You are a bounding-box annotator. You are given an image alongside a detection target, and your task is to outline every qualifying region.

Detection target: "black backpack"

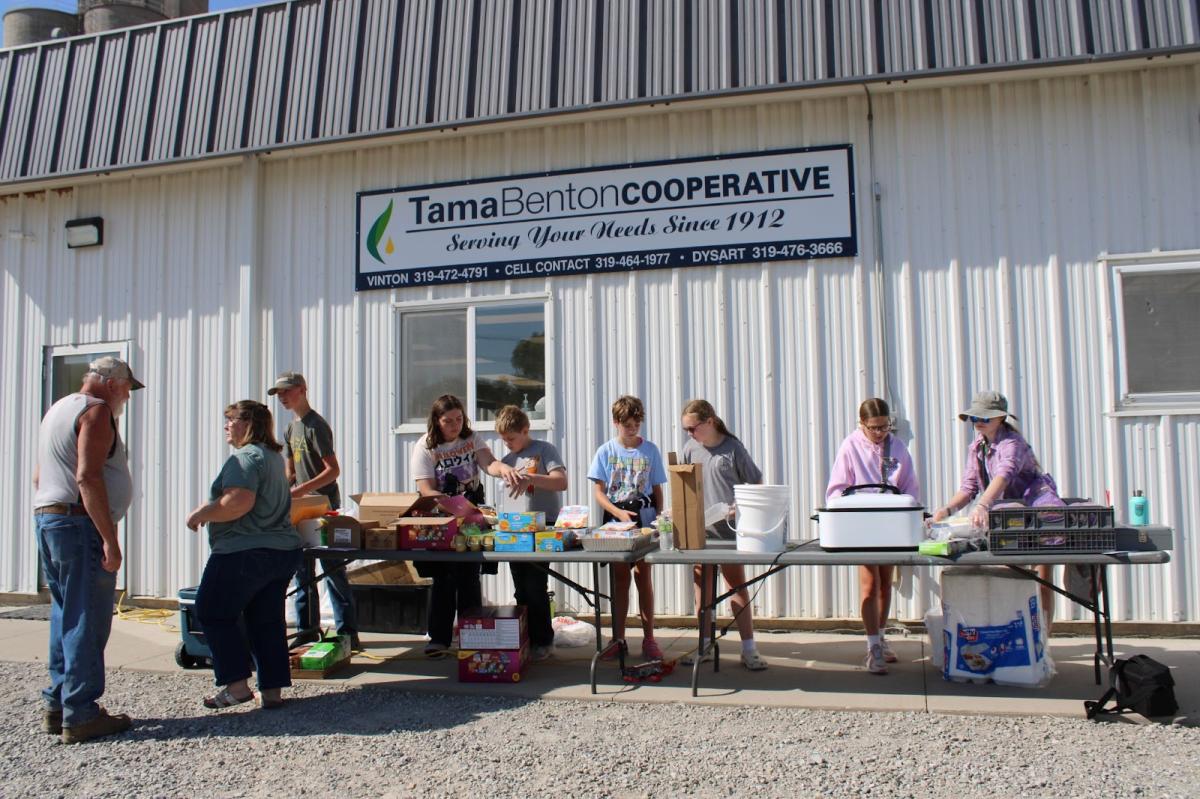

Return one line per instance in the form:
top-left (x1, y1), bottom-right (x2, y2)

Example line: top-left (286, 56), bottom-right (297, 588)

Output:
top-left (1085, 655), bottom-right (1178, 720)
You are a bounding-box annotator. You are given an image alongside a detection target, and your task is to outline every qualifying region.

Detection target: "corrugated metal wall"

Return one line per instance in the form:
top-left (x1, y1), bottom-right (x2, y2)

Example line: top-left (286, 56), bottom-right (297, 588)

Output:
top-left (3, 0), bottom-right (1200, 186)
top-left (1, 62), bottom-right (1196, 624)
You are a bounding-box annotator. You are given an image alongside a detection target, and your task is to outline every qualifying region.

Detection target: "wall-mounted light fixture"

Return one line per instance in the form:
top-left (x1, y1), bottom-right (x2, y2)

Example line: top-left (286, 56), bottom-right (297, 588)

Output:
top-left (65, 217), bottom-right (103, 249)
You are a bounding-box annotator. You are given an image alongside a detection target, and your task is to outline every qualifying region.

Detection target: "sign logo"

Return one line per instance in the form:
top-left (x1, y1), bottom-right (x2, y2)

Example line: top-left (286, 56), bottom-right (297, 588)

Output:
top-left (365, 199), bottom-right (394, 263)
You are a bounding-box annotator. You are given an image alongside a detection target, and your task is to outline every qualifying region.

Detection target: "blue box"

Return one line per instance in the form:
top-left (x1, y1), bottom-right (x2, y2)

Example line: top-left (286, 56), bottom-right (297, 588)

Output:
top-left (498, 511), bottom-right (545, 532)
top-left (535, 530), bottom-right (566, 552)
top-left (492, 531), bottom-right (535, 552)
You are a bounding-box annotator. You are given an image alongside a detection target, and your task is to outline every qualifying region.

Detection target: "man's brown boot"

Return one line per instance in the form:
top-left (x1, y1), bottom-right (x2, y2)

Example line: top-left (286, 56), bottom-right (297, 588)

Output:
top-left (42, 709), bottom-right (63, 734)
top-left (61, 708), bottom-right (132, 744)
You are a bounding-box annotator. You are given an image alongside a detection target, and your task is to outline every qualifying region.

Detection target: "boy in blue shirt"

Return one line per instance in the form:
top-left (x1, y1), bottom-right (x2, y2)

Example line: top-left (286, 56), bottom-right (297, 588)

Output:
top-left (587, 395), bottom-right (667, 660)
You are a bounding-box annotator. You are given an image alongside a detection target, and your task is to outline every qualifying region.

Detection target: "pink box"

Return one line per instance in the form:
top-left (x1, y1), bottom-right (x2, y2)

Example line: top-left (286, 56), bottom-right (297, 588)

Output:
top-left (457, 643), bottom-right (529, 683)
top-left (458, 606), bottom-right (528, 649)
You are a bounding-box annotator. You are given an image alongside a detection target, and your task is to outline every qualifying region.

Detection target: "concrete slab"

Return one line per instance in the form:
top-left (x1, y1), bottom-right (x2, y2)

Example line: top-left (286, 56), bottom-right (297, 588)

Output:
top-left (2, 611), bottom-right (1195, 720)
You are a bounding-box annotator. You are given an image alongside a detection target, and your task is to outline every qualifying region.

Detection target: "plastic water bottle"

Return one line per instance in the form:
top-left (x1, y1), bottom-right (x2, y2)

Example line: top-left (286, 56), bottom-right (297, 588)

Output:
top-left (1129, 490), bottom-right (1149, 526)
top-left (657, 512), bottom-right (675, 550)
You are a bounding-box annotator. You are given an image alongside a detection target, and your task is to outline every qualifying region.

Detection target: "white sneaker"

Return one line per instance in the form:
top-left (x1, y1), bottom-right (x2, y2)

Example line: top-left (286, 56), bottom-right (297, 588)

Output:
top-left (864, 643), bottom-right (888, 675)
top-left (680, 648), bottom-right (714, 666)
top-left (880, 638), bottom-right (898, 663)
top-left (740, 649), bottom-right (768, 671)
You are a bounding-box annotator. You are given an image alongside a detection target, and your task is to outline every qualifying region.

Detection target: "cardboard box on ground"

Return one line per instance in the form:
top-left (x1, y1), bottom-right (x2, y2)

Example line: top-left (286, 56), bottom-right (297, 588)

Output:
top-left (458, 606), bottom-right (530, 683)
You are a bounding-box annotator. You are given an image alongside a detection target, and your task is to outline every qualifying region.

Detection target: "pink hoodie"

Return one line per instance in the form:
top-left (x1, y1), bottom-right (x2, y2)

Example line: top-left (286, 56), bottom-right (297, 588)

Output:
top-left (826, 429), bottom-right (920, 502)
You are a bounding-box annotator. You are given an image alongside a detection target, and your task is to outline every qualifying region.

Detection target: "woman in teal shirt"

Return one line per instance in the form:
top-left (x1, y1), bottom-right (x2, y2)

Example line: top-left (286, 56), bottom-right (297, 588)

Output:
top-left (187, 400), bottom-right (302, 710)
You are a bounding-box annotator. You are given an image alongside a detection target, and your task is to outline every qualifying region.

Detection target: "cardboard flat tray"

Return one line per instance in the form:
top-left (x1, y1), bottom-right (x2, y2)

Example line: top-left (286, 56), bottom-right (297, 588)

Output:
top-left (290, 654), bottom-right (350, 680)
top-left (580, 532), bottom-right (653, 551)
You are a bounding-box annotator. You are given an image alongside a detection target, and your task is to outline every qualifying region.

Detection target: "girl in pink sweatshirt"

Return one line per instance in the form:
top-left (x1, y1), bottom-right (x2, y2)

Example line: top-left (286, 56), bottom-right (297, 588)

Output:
top-left (826, 398), bottom-right (920, 675)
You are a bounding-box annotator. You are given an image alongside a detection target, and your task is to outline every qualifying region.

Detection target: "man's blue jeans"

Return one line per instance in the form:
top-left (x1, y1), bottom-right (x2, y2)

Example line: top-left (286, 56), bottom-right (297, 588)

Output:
top-left (196, 548), bottom-right (302, 691)
top-left (292, 557), bottom-right (358, 635)
top-left (36, 512), bottom-right (117, 727)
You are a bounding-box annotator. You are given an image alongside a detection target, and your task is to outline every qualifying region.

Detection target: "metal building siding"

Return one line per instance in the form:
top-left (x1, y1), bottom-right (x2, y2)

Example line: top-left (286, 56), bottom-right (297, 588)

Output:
top-left (1, 65), bottom-right (1197, 623)
top-left (5, 0), bottom-right (1200, 186)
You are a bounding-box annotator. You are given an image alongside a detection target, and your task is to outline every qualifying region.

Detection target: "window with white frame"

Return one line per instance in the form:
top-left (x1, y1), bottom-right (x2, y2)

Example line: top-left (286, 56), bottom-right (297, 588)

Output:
top-left (1112, 255), bottom-right (1200, 409)
top-left (399, 300), bottom-right (549, 426)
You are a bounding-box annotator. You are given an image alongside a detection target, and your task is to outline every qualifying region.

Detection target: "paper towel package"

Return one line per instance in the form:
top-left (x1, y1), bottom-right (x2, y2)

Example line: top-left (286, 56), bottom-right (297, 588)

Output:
top-left (940, 566), bottom-right (1054, 687)
top-left (924, 610), bottom-right (945, 670)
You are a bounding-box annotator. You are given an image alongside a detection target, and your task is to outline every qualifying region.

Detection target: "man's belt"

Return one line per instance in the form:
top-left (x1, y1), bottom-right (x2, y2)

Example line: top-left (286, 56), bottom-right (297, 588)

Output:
top-left (35, 503), bottom-right (90, 517)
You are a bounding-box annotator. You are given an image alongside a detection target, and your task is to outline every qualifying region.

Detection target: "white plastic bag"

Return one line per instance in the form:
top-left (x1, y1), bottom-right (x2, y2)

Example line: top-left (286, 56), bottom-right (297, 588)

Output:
top-left (551, 616), bottom-right (597, 648)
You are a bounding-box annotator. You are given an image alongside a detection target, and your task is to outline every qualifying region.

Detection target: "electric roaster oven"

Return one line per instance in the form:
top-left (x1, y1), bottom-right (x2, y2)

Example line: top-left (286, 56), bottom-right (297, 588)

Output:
top-left (816, 483), bottom-right (926, 550)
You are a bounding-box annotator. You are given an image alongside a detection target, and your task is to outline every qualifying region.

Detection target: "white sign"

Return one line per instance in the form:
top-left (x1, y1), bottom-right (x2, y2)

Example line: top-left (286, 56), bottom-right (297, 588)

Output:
top-left (356, 145), bottom-right (856, 290)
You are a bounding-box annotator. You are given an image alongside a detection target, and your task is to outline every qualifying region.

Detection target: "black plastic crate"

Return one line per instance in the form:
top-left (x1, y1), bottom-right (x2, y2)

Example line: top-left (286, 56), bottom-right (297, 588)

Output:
top-left (350, 584), bottom-right (431, 635)
top-left (987, 504), bottom-right (1116, 554)
top-left (988, 504), bottom-right (1114, 532)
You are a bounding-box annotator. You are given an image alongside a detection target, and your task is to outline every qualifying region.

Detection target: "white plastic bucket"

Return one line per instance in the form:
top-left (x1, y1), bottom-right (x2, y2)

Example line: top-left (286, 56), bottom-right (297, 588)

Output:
top-left (730, 484), bottom-right (790, 553)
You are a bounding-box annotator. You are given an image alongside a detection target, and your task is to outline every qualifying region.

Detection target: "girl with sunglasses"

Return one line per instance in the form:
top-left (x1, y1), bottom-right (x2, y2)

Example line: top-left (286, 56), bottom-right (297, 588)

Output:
top-left (826, 397), bottom-right (920, 675)
top-left (678, 399), bottom-right (768, 670)
top-left (931, 390), bottom-right (1064, 628)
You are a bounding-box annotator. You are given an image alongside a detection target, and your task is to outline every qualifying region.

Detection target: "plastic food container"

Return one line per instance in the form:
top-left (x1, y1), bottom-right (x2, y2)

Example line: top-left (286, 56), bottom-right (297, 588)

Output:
top-left (816, 484), bottom-right (924, 550)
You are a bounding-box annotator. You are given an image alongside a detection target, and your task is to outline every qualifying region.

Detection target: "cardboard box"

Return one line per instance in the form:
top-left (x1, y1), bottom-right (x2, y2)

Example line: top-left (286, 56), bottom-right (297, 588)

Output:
top-left (350, 492), bottom-right (439, 524)
top-left (458, 643), bottom-right (529, 683)
top-left (398, 517), bottom-right (459, 550)
top-left (493, 531), bottom-right (535, 552)
top-left (363, 527), bottom-right (399, 550)
top-left (535, 530), bottom-right (566, 552)
top-left (498, 511), bottom-right (545, 532)
top-left (326, 517), bottom-right (373, 549)
top-left (459, 605), bottom-right (528, 649)
top-left (667, 453), bottom-right (707, 550)
top-left (347, 560), bottom-right (427, 585)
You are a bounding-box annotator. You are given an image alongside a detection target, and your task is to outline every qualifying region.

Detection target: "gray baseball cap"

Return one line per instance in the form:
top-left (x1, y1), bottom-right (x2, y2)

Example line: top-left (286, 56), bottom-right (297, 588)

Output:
top-left (267, 371), bottom-right (307, 396)
top-left (958, 390), bottom-right (1017, 422)
top-left (88, 356), bottom-right (145, 390)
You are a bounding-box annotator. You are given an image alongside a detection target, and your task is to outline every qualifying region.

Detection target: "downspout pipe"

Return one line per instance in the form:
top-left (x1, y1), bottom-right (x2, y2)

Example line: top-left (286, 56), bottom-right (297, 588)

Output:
top-left (862, 84), bottom-right (894, 417)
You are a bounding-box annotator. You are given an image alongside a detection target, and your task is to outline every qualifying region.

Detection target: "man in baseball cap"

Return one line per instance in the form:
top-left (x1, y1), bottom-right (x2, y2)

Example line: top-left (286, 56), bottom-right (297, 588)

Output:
top-left (33, 354), bottom-right (144, 741)
top-left (267, 371), bottom-right (306, 396)
top-left (268, 370), bottom-right (359, 648)
top-left (88, 355), bottom-right (145, 391)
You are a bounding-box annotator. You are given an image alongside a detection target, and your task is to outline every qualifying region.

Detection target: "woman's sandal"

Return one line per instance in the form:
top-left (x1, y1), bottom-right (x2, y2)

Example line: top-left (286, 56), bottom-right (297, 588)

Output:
top-left (202, 688), bottom-right (256, 709)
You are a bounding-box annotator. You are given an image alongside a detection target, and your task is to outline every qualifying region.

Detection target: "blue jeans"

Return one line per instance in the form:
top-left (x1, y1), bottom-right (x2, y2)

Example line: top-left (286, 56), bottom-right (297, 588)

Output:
top-left (36, 513), bottom-right (117, 727)
top-left (196, 548), bottom-right (303, 691)
top-left (292, 557), bottom-right (358, 635)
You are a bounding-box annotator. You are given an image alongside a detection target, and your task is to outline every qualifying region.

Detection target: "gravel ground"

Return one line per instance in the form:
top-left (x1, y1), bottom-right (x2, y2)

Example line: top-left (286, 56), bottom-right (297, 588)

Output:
top-left (1, 660), bottom-right (1196, 799)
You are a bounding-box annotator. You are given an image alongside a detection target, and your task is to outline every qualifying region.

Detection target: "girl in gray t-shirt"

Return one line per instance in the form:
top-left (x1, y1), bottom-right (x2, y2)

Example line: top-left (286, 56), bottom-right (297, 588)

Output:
top-left (679, 399), bottom-right (768, 671)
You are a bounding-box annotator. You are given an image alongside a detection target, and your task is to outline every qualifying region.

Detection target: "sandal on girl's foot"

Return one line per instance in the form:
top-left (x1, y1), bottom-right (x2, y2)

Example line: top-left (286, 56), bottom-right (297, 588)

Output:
top-left (203, 688), bottom-right (256, 709)
top-left (740, 650), bottom-right (769, 671)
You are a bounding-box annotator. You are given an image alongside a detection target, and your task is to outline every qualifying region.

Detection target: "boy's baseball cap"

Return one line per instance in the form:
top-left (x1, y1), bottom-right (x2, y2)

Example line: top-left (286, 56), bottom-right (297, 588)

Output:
top-left (88, 356), bottom-right (145, 390)
top-left (267, 371), bottom-right (307, 396)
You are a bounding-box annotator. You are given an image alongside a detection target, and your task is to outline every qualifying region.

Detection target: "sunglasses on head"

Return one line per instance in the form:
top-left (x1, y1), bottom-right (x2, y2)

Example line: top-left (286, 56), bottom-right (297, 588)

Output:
top-left (683, 419), bottom-right (708, 435)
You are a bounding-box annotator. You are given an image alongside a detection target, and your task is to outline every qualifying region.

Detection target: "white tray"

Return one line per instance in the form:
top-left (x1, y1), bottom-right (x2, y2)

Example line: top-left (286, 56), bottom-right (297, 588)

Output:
top-left (580, 533), bottom-right (653, 552)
